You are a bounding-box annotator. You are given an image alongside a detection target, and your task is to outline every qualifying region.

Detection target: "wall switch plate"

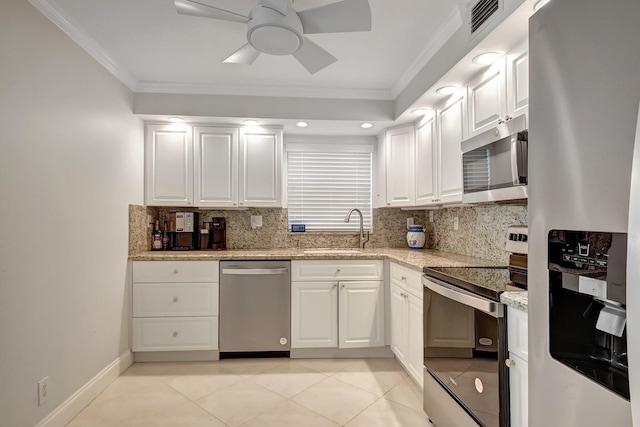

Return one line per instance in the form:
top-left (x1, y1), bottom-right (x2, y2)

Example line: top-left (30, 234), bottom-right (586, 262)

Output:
top-left (454, 216), bottom-right (459, 231)
top-left (38, 377), bottom-right (49, 406)
top-left (429, 211), bottom-right (434, 223)
top-left (406, 218), bottom-right (414, 228)
top-left (251, 215), bottom-right (262, 229)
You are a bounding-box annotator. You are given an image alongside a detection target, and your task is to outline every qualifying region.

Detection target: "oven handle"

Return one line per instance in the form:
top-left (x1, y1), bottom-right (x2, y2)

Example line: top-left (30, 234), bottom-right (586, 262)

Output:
top-left (422, 275), bottom-right (504, 318)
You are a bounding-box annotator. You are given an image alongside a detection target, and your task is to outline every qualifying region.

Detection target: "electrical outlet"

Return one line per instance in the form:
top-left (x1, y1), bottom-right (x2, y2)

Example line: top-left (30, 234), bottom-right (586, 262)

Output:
top-left (251, 215), bottom-right (262, 229)
top-left (429, 211), bottom-right (434, 223)
top-left (453, 216), bottom-right (459, 231)
top-left (38, 377), bottom-right (49, 406)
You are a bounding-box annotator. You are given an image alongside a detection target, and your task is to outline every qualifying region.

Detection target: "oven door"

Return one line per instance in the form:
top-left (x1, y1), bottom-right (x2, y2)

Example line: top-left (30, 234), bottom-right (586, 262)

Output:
top-left (422, 275), bottom-right (508, 427)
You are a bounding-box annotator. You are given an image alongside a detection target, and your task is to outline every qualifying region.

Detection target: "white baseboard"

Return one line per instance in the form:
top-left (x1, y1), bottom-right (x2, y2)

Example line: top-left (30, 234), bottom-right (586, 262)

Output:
top-left (35, 350), bottom-right (134, 427)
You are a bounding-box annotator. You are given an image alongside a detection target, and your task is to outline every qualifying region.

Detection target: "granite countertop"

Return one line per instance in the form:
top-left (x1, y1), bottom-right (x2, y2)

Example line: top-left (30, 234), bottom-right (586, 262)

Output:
top-left (130, 247), bottom-right (505, 271)
top-left (501, 291), bottom-right (528, 312)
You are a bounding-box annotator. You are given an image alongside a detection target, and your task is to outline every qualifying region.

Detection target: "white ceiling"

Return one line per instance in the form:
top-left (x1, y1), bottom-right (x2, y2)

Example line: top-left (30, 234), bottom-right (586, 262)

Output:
top-left (29, 0), bottom-right (536, 135)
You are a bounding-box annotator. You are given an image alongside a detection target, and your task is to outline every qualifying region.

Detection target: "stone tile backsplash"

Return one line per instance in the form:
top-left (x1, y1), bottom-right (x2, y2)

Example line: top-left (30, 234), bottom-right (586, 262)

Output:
top-left (427, 204), bottom-right (528, 264)
top-left (129, 203), bottom-right (527, 263)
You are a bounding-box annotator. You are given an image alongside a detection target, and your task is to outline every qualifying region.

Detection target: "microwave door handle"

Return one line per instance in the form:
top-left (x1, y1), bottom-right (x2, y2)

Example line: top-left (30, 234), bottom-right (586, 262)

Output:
top-left (510, 134), bottom-right (520, 185)
top-left (422, 276), bottom-right (504, 318)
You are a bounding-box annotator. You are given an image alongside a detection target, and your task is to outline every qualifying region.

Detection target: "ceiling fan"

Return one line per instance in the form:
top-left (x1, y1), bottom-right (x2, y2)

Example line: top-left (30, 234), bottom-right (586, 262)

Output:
top-left (175, 0), bottom-right (372, 74)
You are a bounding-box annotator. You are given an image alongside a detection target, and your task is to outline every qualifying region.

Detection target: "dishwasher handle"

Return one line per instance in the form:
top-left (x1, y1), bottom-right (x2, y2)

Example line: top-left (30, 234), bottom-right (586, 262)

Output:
top-left (221, 267), bottom-right (289, 276)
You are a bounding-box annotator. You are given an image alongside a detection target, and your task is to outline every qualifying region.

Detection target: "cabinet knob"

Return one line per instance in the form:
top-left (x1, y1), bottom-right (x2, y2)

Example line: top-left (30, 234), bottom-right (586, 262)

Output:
top-left (240, 202), bottom-right (244, 205)
top-left (505, 115), bottom-right (513, 121)
top-left (401, 276), bottom-right (407, 281)
top-left (233, 203), bottom-right (237, 206)
top-left (187, 202), bottom-right (192, 205)
top-left (172, 331), bottom-right (178, 338)
top-left (505, 358), bottom-right (515, 368)
top-left (494, 129), bottom-right (500, 136)
top-left (333, 283), bottom-right (337, 288)
top-left (341, 284), bottom-right (345, 289)
top-left (336, 268), bottom-right (341, 273)
top-left (387, 203), bottom-right (391, 206)
top-left (173, 269), bottom-right (179, 275)
top-left (172, 297), bottom-right (178, 303)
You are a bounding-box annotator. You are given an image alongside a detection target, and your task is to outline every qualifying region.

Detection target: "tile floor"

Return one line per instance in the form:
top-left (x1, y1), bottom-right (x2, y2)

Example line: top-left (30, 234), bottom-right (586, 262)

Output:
top-left (66, 357), bottom-right (431, 427)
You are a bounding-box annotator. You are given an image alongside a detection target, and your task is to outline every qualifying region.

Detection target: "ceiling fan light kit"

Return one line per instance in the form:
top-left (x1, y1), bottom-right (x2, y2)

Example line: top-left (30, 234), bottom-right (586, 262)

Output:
top-left (175, 0), bottom-right (371, 74)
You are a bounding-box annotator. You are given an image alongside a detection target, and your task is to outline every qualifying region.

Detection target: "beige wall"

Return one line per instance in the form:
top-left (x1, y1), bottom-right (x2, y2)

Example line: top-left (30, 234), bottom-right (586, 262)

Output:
top-left (0, 1), bottom-right (143, 425)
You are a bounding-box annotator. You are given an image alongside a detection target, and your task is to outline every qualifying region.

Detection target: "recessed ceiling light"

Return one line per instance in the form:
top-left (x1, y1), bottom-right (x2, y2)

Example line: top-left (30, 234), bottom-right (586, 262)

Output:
top-left (411, 109), bottom-right (429, 116)
top-left (361, 123), bottom-right (373, 129)
top-left (472, 52), bottom-right (501, 65)
top-left (436, 86), bottom-right (458, 95)
top-left (534, 0), bottom-right (551, 11)
top-left (296, 121), bottom-right (308, 127)
top-left (168, 117), bottom-right (185, 123)
top-left (244, 120), bottom-right (259, 125)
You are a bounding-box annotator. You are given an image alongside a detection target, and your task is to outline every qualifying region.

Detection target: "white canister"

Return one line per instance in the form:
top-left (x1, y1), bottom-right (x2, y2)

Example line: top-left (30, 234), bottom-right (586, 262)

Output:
top-left (407, 225), bottom-right (426, 249)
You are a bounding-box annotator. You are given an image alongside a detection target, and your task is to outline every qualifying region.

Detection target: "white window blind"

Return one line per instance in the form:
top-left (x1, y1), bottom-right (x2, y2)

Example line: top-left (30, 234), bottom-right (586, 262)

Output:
top-left (287, 151), bottom-right (372, 231)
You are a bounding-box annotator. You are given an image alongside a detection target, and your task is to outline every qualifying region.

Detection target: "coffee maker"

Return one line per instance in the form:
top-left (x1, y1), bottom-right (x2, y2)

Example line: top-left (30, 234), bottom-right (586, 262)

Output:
top-left (199, 217), bottom-right (226, 250)
top-left (170, 212), bottom-right (199, 250)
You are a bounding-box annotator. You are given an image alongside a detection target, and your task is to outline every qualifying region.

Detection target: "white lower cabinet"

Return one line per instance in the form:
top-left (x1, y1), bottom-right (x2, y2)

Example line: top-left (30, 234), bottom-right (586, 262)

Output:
top-left (291, 261), bottom-right (384, 349)
top-left (507, 306), bottom-right (529, 427)
top-left (389, 262), bottom-right (424, 387)
top-left (132, 261), bottom-right (219, 352)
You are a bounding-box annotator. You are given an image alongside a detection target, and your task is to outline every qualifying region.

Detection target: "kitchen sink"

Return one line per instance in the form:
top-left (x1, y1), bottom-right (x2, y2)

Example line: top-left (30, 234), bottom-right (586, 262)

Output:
top-left (303, 249), bottom-right (362, 254)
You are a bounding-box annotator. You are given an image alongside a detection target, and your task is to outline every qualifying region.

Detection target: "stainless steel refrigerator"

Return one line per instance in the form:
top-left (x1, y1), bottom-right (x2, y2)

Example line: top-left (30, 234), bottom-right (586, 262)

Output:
top-left (529, 0), bottom-right (640, 425)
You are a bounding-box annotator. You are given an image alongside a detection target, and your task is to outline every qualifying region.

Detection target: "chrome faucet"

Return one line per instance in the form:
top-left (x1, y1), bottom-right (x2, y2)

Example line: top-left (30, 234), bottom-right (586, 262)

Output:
top-left (344, 208), bottom-right (370, 249)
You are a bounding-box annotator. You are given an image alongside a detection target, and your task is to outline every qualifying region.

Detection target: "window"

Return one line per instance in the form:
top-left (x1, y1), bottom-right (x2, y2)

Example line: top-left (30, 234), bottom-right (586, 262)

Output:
top-left (287, 146), bottom-right (372, 231)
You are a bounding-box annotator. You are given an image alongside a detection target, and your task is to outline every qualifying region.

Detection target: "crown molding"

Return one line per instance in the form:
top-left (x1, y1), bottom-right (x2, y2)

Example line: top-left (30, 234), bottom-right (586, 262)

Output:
top-left (28, 0), bottom-right (137, 91)
top-left (390, 5), bottom-right (465, 98)
top-left (135, 81), bottom-right (395, 100)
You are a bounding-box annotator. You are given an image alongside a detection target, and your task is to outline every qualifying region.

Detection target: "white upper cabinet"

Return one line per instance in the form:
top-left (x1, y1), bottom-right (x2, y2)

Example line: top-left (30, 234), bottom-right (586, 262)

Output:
top-left (468, 61), bottom-right (507, 137)
top-left (194, 126), bottom-right (238, 208)
top-left (506, 42), bottom-right (529, 121)
top-left (145, 124), bottom-right (194, 206)
top-left (437, 92), bottom-right (467, 205)
top-left (145, 124), bottom-right (283, 208)
top-left (415, 113), bottom-right (437, 206)
top-left (385, 124), bottom-right (416, 207)
top-left (239, 127), bottom-right (283, 207)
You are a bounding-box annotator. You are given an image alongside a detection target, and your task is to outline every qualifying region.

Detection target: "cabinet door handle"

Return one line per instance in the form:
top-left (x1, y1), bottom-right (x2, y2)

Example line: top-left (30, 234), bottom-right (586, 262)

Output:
top-left (172, 331), bottom-right (178, 338)
top-left (333, 283), bottom-right (337, 288)
top-left (505, 115), bottom-right (513, 121)
top-left (401, 276), bottom-right (407, 281)
top-left (172, 297), bottom-right (179, 303)
top-left (341, 284), bottom-right (345, 290)
top-left (505, 358), bottom-right (515, 368)
top-left (173, 269), bottom-right (179, 275)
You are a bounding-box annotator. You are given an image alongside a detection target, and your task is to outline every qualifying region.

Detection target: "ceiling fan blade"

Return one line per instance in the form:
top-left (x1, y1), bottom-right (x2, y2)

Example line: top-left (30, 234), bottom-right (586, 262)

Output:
top-left (175, 0), bottom-right (249, 23)
top-left (298, 0), bottom-right (371, 34)
top-left (223, 43), bottom-right (261, 64)
top-left (292, 37), bottom-right (337, 74)
top-left (261, 0), bottom-right (290, 16)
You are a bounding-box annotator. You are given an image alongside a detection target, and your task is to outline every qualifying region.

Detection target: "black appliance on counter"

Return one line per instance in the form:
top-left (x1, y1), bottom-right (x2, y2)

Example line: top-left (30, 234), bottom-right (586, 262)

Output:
top-left (422, 266), bottom-right (521, 427)
top-left (548, 230), bottom-right (629, 399)
top-left (199, 217), bottom-right (227, 250)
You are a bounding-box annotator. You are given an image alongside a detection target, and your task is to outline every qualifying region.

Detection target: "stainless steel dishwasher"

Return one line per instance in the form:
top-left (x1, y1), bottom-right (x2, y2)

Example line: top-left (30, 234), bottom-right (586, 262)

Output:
top-left (219, 260), bottom-right (291, 357)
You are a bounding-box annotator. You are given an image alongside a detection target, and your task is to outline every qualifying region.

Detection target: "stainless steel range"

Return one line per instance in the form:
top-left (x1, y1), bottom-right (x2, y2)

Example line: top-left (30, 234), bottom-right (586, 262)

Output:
top-left (422, 265), bottom-right (522, 427)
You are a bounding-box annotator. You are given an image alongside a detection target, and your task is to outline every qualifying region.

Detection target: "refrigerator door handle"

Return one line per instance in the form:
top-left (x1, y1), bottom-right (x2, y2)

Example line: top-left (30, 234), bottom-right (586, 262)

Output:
top-left (626, 100), bottom-right (640, 426)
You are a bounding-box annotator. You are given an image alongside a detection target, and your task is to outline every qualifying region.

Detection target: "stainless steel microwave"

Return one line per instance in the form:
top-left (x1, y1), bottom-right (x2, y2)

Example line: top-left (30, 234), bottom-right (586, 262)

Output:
top-left (461, 114), bottom-right (528, 203)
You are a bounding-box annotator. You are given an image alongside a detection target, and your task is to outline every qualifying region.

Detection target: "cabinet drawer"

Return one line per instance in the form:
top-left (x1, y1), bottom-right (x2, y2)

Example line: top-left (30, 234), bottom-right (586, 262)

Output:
top-left (132, 317), bottom-right (218, 352)
top-left (133, 261), bottom-right (219, 283)
top-left (291, 260), bottom-right (383, 281)
top-left (133, 282), bottom-right (219, 317)
top-left (507, 306), bottom-right (528, 361)
top-left (390, 262), bottom-right (423, 298)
